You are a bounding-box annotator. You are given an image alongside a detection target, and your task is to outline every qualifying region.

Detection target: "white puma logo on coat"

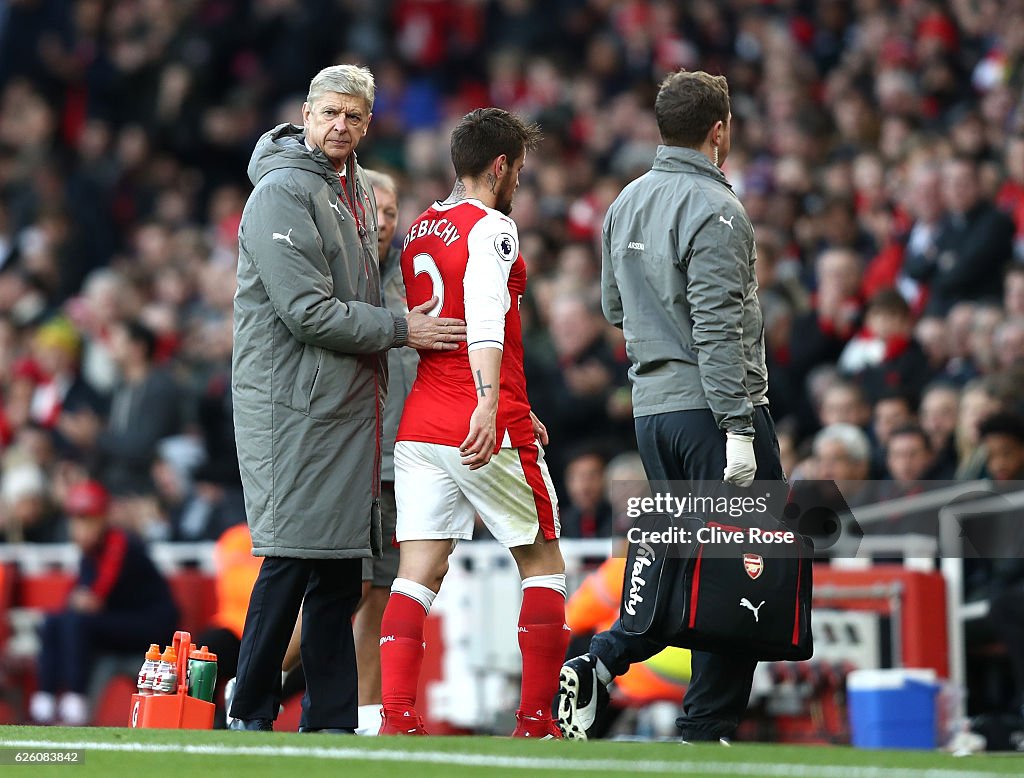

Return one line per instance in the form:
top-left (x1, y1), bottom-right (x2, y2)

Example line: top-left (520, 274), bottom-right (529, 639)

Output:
top-left (272, 228), bottom-right (294, 246)
top-left (719, 214), bottom-right (735, 229)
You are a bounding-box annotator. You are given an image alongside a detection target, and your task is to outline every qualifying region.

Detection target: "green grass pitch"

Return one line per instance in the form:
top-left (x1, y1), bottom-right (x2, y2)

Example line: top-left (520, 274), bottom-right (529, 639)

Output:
top-left (1, 725), bottom-right (1023, 777)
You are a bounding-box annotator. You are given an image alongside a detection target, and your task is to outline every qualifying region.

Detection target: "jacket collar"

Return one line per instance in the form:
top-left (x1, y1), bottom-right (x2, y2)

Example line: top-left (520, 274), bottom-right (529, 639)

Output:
top-left (651, 145), bottom-right (731, 188)
top-left (299, 131), bottom-right (361, 192)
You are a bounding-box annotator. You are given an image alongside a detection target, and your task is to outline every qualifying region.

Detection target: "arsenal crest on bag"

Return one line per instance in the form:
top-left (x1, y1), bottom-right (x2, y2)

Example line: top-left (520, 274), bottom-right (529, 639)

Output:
top-left (619, 512), bottom-right (813, 661)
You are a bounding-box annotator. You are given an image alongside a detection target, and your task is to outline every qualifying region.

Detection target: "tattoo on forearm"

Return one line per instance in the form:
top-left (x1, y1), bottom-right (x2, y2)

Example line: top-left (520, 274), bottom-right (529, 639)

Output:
top-left (475, 369), bottom-right (492, 398)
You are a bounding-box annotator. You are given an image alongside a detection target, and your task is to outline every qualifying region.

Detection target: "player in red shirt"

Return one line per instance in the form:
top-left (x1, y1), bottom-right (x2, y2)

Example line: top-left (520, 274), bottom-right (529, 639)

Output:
top-left (379, 109), bottom-right (569, 739)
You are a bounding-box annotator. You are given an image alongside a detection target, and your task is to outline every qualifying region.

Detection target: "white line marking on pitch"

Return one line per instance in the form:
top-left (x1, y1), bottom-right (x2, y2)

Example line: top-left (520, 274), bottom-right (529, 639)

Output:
top-left (0, 738), bottom-right (1011, 778)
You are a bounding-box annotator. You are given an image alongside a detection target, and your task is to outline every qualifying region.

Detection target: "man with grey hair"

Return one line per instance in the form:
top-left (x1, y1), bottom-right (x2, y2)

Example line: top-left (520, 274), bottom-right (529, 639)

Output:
top-left (229, 65), bottom-right (465, 732)
top-left (812, 423), bottom-right (872, 483)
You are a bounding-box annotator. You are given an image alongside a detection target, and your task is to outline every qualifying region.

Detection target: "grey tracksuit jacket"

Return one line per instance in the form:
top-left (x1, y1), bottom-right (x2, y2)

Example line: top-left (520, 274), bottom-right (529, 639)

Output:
top-left (601, 145), bottom-right (768, 433)
top-left (233, 123), bottom-right (407, 559)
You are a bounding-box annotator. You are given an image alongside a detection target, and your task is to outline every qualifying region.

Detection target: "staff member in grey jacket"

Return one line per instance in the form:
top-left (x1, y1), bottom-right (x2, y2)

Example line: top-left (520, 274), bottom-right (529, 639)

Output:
top-left (229, 65), bottom-right (464, 732)
top-left (558, 70), bottom-right (785, 743)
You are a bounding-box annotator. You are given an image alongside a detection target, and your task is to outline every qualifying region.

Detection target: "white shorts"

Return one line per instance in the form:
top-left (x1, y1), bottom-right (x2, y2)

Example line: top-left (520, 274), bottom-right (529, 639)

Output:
top-left (394, 440), bottom-right (560, 548)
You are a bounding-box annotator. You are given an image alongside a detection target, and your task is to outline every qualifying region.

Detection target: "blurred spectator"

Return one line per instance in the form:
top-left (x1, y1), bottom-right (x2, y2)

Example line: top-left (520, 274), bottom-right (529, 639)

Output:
top-left (868, 159), bottom-right (941, 311)
top-left (12, 316), bottom-right (106, 457)
top-left (817, 379), bottom-right (872, 431)
top-left (789, 248), bottom-right (863, 391)
top-left (978, 412), bottom-right (1024, 482)
top-left (0, 461), bottom-right (62, 542)
top-left (884, 424), bottom-right (933, 486)
top-left (996, 134), bottom-right (1024, 260)
top-left (956, 378), bottom-right (1004, 479)
top-left (73, 319), bottom-right (182, 496)
top-left (969, 303), bottom-right (1006, 375)
top-left (559, 446), bottom-right (613, 539)
top-left (531, 293), bottom-right (628, 483)
top-left (28, 480), bottom-right (178, 725)
top-left (919, 382), bottom-right (961, 479)
top-left (905, 156), bottom-right (1014, 316)
top-left (812, 423), bottom-right (871, 482)
top-left (914, 315), bottom-right (950, 376)
top-left (68, 269), bottom-right (126, 396)
top-left (149, 436), bottom-right (244, 543)
top-left (775, 420), bottom-right (801, 480)
top-left (869, 391), bottom-right (916, 478)
top-left (992, 318), bottom-right (1024, 373)
top-left (810, 423), bottom-right (875, 506)
top-left (942, 302), bottom-right (983, 384)
top-left (1005, 265), bottom-right (1024, 319)
top-left (838, 289), bottom-right (929, 403)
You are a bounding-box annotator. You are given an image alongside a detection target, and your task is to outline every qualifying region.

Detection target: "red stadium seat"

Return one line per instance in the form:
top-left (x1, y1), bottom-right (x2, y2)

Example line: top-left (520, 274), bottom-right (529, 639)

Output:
top-left (0, 700), bottom-right (16, 725)
top-left (0, 563), bottom-right (14, 650)
top-left (167, 570), bottom-right (217, 635)
top-left (16, 571), bottom-right (75, 612)
top-left (91, 675), bottom-right (137, 727)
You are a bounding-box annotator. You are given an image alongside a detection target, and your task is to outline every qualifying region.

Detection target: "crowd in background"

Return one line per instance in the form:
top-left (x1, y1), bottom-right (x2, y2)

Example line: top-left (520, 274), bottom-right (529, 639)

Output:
top-left (2, 0), bottom-right (1024, 546)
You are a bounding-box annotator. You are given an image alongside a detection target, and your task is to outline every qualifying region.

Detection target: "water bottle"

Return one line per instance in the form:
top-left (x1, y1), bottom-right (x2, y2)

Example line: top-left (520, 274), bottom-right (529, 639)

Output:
top-left (136, 644), bottom-right (161, 696)
top-left (152, 645), bottom-right (178, 695)
top-left (186, 646), bottom-right (218, 702)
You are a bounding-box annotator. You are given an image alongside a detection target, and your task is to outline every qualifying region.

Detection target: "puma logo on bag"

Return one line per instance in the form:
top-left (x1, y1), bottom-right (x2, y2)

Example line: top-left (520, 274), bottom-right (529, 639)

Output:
top-left (740, 597), bottom-right (765, 622)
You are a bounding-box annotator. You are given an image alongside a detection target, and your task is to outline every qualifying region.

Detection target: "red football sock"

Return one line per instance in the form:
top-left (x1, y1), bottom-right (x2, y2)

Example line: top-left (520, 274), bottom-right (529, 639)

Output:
top-left (380, 592), bottom-right (427, 713)
top-left (517, 586), bottom-right (569, 719)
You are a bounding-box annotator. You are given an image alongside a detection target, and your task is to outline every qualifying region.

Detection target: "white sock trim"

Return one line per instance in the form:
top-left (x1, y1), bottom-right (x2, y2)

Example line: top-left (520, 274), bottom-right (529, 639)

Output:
top-left (391, 577), bottom-right (437, 613)
top-left (521, 573), bottom-right (567, 598)
top-left (356, 703), bottom-right (382, 736)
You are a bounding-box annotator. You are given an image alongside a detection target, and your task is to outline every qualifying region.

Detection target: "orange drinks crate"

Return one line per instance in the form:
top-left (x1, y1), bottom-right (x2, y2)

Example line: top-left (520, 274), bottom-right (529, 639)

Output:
top-left (128, 630), bottom-right (215, 729)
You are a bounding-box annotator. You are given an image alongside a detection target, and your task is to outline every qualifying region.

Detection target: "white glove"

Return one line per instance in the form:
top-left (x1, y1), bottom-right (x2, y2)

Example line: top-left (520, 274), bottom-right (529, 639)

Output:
top-left (723, 432), bottom-right (756, 487)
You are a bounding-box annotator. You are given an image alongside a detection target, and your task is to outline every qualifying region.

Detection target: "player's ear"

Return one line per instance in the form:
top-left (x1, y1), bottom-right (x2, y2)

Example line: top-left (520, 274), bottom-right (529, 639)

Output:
top-left (362, 112), bottom-right (372, 136)
top-left (494, 154), bottom-right (508, 179)
top-left (710, 119), bottom-right (724, 147)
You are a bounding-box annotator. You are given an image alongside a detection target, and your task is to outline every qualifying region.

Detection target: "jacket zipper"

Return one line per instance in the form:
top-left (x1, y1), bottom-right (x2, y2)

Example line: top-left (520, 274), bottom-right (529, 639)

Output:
top-left (373, 369), bottom-right (382, 499)
top-left (351, 171), bottom-right (382, 499)
top-left (370, 262), bottom-right (381, 498)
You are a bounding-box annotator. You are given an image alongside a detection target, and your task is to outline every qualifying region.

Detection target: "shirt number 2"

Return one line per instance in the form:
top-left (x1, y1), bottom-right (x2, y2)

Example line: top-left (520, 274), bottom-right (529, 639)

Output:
top-left (412, 253), bottom-right (444, 317)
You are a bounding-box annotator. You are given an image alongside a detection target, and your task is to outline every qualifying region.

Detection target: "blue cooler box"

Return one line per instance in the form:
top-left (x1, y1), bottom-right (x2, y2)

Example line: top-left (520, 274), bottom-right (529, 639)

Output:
top-left (847, 668), bottom-right (939, 749)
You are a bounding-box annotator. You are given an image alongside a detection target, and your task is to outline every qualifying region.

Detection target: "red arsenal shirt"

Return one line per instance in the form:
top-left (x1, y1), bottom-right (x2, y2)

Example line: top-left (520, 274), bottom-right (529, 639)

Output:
top-left (397, 198), bottom-right (534, 450)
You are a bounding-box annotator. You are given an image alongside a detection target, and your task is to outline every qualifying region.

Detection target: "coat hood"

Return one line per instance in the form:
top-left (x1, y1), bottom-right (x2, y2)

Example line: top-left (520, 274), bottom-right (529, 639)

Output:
top-left (247, 123), bottom-right (343, 187)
